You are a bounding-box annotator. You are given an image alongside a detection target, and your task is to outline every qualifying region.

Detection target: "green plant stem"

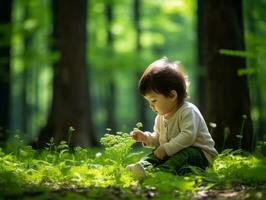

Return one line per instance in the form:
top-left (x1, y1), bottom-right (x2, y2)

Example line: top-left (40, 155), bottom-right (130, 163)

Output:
top-left (67, 127), bottom-right (75, 147)
top-left (237, 115), bottom-right (247, 149)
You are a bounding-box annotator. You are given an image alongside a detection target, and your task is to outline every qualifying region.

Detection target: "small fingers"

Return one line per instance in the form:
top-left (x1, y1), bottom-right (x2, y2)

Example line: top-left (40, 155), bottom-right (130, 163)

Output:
top-left (154, 148), bottom-right (163, 159)
top-left (131, 130), bottom-right (147, 143)
top-left (130, 131), bottom-right (141, 141)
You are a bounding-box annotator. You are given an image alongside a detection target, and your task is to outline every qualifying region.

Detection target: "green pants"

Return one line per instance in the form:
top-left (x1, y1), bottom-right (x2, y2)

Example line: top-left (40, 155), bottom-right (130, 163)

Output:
top-left (139, 146), bottom-right (208, 175)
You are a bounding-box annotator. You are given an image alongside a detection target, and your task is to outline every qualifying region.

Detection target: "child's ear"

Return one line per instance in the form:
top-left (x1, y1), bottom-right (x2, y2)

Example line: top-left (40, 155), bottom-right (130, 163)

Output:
top-left (169, 90), bottom-right (178, 100)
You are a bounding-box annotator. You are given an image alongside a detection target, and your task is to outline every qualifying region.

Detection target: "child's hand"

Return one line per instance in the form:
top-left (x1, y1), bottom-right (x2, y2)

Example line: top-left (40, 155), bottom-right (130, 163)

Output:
top-left (154, 145), bottom-right (167, 160)
top-left (130, 130), bottom-right (147, 143)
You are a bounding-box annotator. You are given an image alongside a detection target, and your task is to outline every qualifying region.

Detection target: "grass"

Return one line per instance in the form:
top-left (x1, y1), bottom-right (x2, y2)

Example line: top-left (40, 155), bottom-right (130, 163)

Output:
top-left (0, 130), bottom-right (266, 200)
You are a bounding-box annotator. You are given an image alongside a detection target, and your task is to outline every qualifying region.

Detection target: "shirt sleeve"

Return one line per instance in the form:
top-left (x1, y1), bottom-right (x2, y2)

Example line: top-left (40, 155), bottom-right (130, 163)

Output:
top-left (142, 115), bottom-right (160, 148)
top-left (163, 108), bottom-right (199, 156)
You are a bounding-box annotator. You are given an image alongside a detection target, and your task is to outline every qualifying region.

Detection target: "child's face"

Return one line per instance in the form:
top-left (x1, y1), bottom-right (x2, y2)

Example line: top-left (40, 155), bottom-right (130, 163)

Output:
top-left (144, 90), bottom-right (178, 117)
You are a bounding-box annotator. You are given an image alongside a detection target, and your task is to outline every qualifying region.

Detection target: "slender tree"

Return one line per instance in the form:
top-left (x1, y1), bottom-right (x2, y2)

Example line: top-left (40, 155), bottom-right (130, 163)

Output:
top-left (133, 0), bottom-right (147, 129)
top-left (37, 0), bottom-right (95, 147)
top-left (104, 1), bottom-right (116, 131)
top-left (199, 0), bottom-right (253, 151)
top-left (0, 0), bottom-right (13, 146)
top-left (244, 0), bottom-right (266, 140)
top-left (21, 5), bottom-right (31, 135)
top-left (196, 0), bottom-right (207, 116)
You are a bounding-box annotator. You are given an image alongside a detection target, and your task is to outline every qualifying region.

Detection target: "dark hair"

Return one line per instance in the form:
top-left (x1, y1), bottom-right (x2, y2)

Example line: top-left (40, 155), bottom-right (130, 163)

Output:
top-left (138, 57), bottom-right (188, 105)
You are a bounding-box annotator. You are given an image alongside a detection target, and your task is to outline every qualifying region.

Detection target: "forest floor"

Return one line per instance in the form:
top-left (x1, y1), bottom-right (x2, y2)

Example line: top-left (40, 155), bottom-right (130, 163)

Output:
top-left (1, 133), bottom-right (266, 200)
top-left (2, 183), bottom-right (266, 200)
top-left (194, 184), bottom-right (266, 200)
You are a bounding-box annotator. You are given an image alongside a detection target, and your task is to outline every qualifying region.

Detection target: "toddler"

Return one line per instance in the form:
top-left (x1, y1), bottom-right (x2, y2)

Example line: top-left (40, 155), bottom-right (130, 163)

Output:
top-left (126, 57), bottom-right (218, 177)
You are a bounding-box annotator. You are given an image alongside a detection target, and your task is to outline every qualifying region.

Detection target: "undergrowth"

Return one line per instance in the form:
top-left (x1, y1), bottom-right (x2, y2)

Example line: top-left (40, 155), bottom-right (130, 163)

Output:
top-left (0, 127), bottom-right (266, 199)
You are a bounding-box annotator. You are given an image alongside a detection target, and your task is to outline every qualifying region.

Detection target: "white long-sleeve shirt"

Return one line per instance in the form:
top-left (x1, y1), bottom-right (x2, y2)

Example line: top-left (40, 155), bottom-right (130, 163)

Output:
top-left (143, 101), bottom-right (218, 164)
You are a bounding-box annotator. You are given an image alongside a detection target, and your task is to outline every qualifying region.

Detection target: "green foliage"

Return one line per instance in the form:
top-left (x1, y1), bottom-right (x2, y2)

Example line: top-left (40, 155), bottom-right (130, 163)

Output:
top-left (0, 131), bottom-right (138, 198)
top-left (99, 130), bottom-right (135, 165)
top-left (1, 130), bottom-right (266, 199)
top-left (255, 140), bottom-right (266, 157)
top-left (195, 149), bottom-right (266, 189)
top-left (143, 171), bottom-right (196, 199)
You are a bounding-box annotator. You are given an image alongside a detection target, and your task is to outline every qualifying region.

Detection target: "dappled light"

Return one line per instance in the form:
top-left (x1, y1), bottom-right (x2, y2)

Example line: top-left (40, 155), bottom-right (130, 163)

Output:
top-left (0, 132), bottom-right (266, 199)
top-left (1, 0), bottom-right (266, 199)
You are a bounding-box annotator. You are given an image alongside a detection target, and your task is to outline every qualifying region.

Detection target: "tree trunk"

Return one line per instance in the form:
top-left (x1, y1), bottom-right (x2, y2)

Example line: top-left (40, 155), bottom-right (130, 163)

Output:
top-left (196, 0), bottom-right (207, 116)
top-left (200, 0), bottom-right (253, 152)
top-left (105, 2), bottom-right (116, 131)
top-left (244, 0), bottom-right (266, 141)
top-left (37, 0), bottom-right (95, 148)
top-left (133, 0), bottom-right (147, 129)
top-left (0, 0), bottom-right (12, 146)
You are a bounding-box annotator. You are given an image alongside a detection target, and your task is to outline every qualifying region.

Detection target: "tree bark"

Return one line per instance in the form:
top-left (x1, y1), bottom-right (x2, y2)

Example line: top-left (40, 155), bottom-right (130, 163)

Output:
top-left (37, 0), bottom-right (95, 148)
top-left (0, 0), bottom-right (12, 146)
top-left (196, 0), bottom-right (207, 116)
top-left (133, 0), bottom-right (147, 129)
top-left (105, 2), bottom-right (116, 131)
top-left (200, 0), bottom-right (253, 151)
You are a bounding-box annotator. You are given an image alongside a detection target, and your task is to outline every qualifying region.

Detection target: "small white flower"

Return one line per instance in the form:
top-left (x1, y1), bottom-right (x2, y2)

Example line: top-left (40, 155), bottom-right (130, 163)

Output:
top-left (95, 152), bottom-right (102, 158)
top-left (209, 122), bottom-right (217, 128)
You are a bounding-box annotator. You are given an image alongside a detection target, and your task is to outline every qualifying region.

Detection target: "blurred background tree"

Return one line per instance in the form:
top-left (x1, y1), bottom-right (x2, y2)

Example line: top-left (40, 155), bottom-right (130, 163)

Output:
top-left (198, 0), bottom-right (253, 152)
top-left (244, 0), bottom-right (266, 143)
top-left (0, 0), bottom-right (12, 146)
top-left (0, 0), bottom-right (265, 150)
top-left (36, 0), bottom-right (95, 148)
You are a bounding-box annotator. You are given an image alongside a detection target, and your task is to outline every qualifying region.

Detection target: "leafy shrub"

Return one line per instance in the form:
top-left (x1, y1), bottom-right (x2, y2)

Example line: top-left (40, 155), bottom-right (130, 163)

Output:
top-left (1, 129), bottom-right (266, 199)
top-left (99, 131), bottom-right (135, 165)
